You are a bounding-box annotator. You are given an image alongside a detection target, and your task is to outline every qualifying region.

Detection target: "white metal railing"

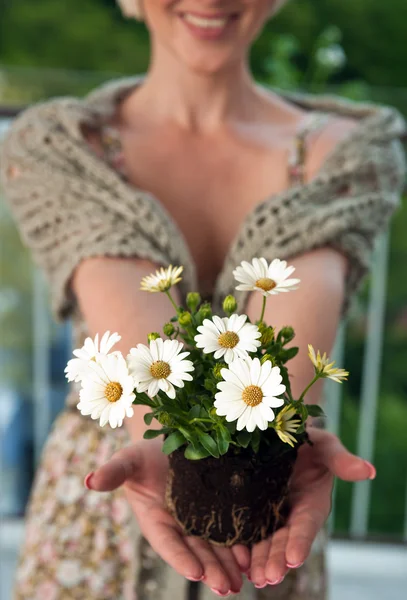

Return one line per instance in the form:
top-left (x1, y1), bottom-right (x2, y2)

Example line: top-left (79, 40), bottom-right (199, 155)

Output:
top-left (1, 113), bottom-right (406, 542)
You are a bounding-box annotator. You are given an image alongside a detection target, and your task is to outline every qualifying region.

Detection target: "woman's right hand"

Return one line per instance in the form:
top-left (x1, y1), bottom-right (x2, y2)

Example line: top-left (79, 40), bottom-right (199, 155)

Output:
top-left (85, 439), bottom-right (250, 596)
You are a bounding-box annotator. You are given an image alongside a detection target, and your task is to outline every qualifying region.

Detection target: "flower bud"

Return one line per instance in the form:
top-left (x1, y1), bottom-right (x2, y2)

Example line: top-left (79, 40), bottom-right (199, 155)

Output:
top-left (147, 332), bottom-right (160, 342)
top-left (261, 353), bottom-right (274, 365)
top-left (163, 322), bottom-right (175, 337)
top-left (178, 311), bottom-right (192, 327)
top-left (260, 326), bottom-right (274, 347)
top-left (222, 295), bottom-right (238, 315)
top-left (280, 326), bottom-right (295, 342)
top-left (198, 303), bottom-right (212, 321)
top-left (158, 412), bottom-right (175, 427)
top-left (213, 363), bottom-right (225, 380)
top-left (187, 292), bottom-right (201, 312)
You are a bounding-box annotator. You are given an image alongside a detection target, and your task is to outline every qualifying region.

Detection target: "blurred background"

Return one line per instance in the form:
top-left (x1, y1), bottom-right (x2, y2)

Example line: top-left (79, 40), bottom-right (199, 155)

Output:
top-left (0, 1), bottom-right (406, 598)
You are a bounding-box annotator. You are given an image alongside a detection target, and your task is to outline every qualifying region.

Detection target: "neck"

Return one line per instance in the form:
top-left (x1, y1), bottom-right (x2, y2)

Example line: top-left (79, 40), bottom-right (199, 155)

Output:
top-left (123, 43), bottom-right (261, 132)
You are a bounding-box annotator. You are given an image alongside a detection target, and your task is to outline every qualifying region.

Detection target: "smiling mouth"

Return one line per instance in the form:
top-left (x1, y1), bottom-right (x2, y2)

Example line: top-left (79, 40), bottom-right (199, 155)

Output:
top-left (180, 12), bottom-right (238, 30)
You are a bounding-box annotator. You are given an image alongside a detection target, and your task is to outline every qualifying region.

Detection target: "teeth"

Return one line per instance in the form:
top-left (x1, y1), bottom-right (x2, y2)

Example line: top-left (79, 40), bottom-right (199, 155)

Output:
top-left (183, 13), bottom-right (229, 29)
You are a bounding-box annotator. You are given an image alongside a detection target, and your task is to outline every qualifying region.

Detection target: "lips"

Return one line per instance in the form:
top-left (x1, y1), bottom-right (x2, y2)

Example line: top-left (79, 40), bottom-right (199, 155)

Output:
top-left (182, 13), bottom-right (231, 29)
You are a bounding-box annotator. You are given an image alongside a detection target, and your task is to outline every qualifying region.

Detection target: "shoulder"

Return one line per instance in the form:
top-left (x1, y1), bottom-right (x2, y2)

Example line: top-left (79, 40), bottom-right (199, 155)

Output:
top-left (0, 96), bottom-right (104, 197)
top-left (1, 96), bottom-right (91, 158)
top-left (306, 115), bottom-right (358, 180)
top-left (304, 102), bottom-right (406, 190)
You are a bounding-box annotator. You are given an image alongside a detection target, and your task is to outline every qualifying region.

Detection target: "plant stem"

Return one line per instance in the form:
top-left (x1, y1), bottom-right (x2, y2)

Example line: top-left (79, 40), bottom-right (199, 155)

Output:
top-left (188, 418), bottom-right (213, 425)
top-left (298, 374), bottom-right (321, 403)
top-left (259, 296), bottom-right (267, 323)
top-left (165, 290), bottom-right (179, 313)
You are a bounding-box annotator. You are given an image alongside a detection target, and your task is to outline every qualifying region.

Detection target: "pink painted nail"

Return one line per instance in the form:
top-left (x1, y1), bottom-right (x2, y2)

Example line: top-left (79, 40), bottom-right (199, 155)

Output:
top-left (186, 575), bottom-right (204, 582)
top-left (287, 561), bottom-right (304, 569)
top-left (210, 590), bottom-right (232, 597)
top-left (266, 575), bottom-right (285, 585)
top-left (254, 582), bottom-right (267, 589)
top-left (364, 461), bottom-right (376, 480)
top-left (84, 472), bottom-right (94, 490)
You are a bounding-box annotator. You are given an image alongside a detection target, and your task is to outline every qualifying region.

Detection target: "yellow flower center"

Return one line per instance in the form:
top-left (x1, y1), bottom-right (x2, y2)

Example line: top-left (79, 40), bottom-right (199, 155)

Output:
top-left (150, 360), bottom-right (171, 379)
top-left (218, 331), bottom-right (240, 349)
top-left (242, 385), bottom-right (263, 407)
top-left (255, 277), bottom-right (277, 292)
top-left (105, 382), bottom-right (123, 403)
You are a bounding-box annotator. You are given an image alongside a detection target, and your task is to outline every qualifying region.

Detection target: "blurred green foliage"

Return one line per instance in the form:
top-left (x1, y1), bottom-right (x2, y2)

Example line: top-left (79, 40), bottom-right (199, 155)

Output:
top-left (0, 0), bottom-right (406, 538)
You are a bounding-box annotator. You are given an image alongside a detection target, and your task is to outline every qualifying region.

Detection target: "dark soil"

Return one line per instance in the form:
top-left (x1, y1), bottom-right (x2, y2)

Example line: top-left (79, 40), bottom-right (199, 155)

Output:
top-left (165, 440), bottom-right (299, 547)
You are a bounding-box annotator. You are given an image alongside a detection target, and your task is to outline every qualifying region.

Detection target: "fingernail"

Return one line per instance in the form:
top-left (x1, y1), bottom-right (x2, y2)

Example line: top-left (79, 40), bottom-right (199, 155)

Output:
top-left (186, 575), bottom-right (204, 582)
top-left (266, 575), bottom-right (285, 585)
top-left (254, 582), bottom-right (267, 589)
top-left (364, 461), bottom-right (376, 480)
top-left (210, 590), bottom-right (231, 597)
top-left (84, 472), bottom-right (94, 490)
top-left (287, 561), bottom-right (304, 569)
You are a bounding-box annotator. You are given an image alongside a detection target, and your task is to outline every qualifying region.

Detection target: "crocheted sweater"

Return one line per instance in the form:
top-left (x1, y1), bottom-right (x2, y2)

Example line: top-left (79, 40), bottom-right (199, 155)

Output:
top-left (1, 78), bottom-right (406, 331)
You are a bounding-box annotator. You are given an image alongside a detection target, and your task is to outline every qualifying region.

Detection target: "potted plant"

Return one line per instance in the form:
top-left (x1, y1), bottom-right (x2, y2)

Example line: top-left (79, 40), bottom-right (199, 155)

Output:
top-left (67, 258), bottom-right (348, 546)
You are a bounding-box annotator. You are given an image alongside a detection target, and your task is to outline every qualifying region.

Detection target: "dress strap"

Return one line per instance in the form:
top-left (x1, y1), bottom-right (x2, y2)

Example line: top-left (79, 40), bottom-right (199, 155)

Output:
top-left (288, 111), bottom-right (331, 186)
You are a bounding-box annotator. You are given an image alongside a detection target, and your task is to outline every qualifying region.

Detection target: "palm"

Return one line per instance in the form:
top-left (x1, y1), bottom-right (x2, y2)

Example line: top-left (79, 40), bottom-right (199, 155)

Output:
top-left (92, 439), bottom-right (250, 595)
top-left (91, 429), bottom-right (373, 594)
top-left (248, 428), bottom-right (374, 587)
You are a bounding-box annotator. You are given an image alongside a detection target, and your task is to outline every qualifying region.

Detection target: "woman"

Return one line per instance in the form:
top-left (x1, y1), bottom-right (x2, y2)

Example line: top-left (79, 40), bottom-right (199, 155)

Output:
top-left (1, 0), bottom-right (405, 598)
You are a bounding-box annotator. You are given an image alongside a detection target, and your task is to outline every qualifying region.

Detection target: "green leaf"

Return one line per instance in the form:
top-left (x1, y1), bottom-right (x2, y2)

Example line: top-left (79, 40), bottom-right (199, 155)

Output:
top-left (204, 378), bottom-right (217, 393)
top-left (187, 405), bottom-right (201, 420)
top-left (184, 443), bottom-right (211, 460)
top-left (143, 412), bottom-right (155, 426)
top-left (297, 404), bottom-right (309, 421)
top-left (198, 432), bottom-right (220, 458)
top-left (162, 431), bottom-right (186, 454)
top-left (216, 428), bottom-right (230, 455)
top-left (280, 366), bottom-right (294, 401)
top-left (251, 428), bottom-right (261, 453)
top-left (306, 404), bottom-right (326, 418)
top-left (279, 346), bottom-right (299, 362)
top-left (237, 430), bottom-right (252, 448)
top-left (143, 428), bottom-right (171, 439)
top-left (132, 394), bottom-right (155, 408)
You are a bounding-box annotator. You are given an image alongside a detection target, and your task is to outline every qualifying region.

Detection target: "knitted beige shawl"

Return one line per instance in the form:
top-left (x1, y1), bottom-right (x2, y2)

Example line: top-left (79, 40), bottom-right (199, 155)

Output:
top-left (0, 77), bottom-right (405, 326)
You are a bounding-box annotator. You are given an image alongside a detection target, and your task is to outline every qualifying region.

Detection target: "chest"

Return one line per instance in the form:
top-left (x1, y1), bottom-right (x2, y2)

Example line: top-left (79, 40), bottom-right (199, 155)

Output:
top-left (114, 126), bottom-right (295, 288)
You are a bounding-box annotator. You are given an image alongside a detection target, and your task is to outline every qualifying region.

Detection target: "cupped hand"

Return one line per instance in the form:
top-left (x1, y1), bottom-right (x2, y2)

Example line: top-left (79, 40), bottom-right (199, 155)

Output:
top-left (86, 438), bottom-right (250, 596)
top-left (248, 427), bottom-right (376, 588)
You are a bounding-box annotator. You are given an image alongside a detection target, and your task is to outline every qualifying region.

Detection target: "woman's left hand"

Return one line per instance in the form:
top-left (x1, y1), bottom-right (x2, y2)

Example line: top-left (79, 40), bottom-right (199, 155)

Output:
top-left (248, 428), bottom-right (376, 588)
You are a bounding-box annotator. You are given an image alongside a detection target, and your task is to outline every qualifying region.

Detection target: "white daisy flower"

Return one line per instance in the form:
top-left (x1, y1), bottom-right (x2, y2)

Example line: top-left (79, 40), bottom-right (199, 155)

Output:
top-left (140, 265), bottom-right (183, 293)
top-left (274, 406), bottom-right (302, 447)
top-left (127, 338), bottom-right (194, 400)
top-left (65, 331), bottom-right (121, 383)
top-left (308, 344), bottom-right (349, 383)
top-left (77, 353), bottom-right (135, 428)
top-left (214, 357), bottom-right (286, 432)
top-left (233, 257), bottom-right (300, 297)
top-left (195, 314), bottom-right (261, 365)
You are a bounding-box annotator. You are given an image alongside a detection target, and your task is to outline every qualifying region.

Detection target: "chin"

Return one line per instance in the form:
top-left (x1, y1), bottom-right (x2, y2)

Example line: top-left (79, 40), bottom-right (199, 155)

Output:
top-left (173, 43), bottom-right (243, 76)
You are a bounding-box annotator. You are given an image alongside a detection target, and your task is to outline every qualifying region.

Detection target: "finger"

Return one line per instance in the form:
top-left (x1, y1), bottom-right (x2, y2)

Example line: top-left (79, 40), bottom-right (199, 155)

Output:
top-left (250, 538), bottom-right (271, 588)
top-left (185, 537), bottom-right (232, 595)
top-left (87, 447), bottom-right (140, 491)
top-left (212, 546), bottom-right (243, 593)
top-left (285, 507), bottom-right (327, 568)
top-left (140, 507), bottom-right (204, 582)
top-left (231, 544), bottom-right (251, 574)
top-left (264, 527), bottom-right (290, 585)
top-left (309, 429), bottom-right (376, 481)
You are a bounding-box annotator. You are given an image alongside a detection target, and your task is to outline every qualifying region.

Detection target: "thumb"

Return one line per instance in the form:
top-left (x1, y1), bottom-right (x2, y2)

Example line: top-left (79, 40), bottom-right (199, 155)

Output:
top-left (84, 446), bottom-right (142, 492)
top-left (311, 429), bottom-right (376, 482)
